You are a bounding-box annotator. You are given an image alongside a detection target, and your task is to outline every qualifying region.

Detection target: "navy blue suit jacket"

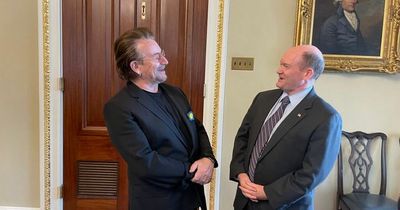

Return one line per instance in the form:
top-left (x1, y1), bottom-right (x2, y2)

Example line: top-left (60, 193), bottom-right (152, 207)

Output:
top-left (230, 89), bottom-right (342, 210)
top-left (319, 6), bottom-right (369, 55)
top-left (104, 81), bottom-right (216, 210)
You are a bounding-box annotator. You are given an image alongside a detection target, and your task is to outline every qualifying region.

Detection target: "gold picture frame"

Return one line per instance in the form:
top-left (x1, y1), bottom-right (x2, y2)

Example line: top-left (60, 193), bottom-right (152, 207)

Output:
top-left (294, 0), bottom-right (400, 73)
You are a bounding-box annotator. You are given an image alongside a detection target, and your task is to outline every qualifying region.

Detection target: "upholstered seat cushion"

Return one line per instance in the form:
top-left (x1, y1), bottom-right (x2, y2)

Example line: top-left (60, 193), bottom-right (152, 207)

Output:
top-left (341, 193), bottom-right (397, 210)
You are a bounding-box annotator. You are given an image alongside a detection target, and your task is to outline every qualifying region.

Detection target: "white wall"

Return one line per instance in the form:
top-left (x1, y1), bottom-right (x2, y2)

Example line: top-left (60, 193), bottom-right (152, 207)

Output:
top-left (0, 0), bottom-right (39, 207)
top-left (219, 1), bottom-right (400, 210)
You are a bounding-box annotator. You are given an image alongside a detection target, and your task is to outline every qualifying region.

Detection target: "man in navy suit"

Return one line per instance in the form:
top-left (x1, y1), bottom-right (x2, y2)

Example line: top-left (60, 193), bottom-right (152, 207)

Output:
top-left (230, 45), bottom-right (342, 210)
top-left (104, 28), bottom-right (217, 210)
top-left (319, 0), bottom-right (370, 55)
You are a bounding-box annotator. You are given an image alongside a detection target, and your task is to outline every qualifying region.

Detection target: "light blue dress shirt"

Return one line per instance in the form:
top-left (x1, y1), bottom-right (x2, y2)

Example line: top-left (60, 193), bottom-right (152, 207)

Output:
top-left (263, 86), bottom-right (312, 141)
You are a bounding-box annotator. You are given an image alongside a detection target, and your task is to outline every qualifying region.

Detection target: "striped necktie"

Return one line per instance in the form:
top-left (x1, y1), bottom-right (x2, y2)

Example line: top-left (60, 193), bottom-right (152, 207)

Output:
top-left (248, 96), bottom-right (290, 181)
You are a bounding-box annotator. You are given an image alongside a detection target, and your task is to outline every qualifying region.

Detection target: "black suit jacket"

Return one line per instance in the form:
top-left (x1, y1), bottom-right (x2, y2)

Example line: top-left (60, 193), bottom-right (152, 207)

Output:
top-left (230, 89), bottom-right (342, 210)
top-left (104, 81), bottom-right (216, 210)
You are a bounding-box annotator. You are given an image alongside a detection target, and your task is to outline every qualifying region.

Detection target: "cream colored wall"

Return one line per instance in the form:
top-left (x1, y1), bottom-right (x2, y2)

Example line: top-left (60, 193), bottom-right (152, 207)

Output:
top-left (0, 0), bottom-right (39, 207)
top-left (219, 1), bottom-right (400, 210)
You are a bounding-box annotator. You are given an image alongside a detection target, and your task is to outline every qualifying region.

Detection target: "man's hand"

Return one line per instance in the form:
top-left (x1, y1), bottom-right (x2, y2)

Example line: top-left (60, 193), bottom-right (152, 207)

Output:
top-left (237, 173), bottom-right (268, 202)
top-left (190, 157), bottom-right (214, 185)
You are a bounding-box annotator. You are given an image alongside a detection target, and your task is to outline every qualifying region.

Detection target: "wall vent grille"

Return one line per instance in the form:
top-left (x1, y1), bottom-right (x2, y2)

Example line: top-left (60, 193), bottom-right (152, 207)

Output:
top-left (77, 161), bottom-right (119, 197)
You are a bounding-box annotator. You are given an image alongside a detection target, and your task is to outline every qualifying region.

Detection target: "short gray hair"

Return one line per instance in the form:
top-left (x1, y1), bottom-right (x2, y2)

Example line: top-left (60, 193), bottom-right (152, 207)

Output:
top-left (301, 50), bottom-right (325, 80)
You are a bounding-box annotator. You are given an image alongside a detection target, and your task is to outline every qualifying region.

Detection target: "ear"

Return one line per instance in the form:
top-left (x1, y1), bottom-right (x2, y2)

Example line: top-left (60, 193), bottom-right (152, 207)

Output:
top-left (129, 61), bottom-right (141, 74)
top-left (304, 67), bottom-right (315, 80)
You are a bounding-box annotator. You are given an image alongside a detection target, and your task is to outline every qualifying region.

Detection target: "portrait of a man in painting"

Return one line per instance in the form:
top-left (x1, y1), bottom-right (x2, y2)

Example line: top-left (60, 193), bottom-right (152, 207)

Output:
top-left (312, 0), bottom-right (384, 56)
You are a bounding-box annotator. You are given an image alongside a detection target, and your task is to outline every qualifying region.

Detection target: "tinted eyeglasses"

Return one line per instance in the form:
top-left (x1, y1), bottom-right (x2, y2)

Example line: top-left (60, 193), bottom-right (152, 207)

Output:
top-left (141, 50), bottom-right (166, 62)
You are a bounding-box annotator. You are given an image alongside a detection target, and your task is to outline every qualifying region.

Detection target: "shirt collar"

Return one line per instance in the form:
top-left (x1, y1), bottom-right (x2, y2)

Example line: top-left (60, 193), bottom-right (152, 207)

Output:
top-left (281, 86), bottom-right (312, 107)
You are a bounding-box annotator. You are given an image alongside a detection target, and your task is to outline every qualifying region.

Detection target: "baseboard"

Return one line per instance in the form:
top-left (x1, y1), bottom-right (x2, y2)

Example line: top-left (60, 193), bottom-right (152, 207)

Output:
top-left (0, 207), bottom-right (39, 210)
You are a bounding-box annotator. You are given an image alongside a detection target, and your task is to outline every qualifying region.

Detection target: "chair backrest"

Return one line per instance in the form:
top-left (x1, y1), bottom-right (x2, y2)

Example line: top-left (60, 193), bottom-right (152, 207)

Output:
top-left (337, 131), bottom-right (388, 196)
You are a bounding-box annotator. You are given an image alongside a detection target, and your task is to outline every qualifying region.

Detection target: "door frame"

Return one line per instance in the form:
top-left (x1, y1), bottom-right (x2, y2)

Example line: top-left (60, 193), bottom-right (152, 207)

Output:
top-left (38, 0), bottom-right (229, 209)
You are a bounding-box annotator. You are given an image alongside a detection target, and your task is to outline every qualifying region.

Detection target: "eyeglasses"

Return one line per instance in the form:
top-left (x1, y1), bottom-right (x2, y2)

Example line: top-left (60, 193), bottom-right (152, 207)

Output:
top-left (141, 50), bottom-right (166, 62)
top-left (153, 50), bottom-right (166, 61)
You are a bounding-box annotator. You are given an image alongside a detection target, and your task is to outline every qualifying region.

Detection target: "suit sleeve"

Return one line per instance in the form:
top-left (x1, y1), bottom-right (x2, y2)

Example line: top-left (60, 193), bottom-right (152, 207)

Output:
top-left (320, 17), bottom-right (339, 54)
top-left (104, 101), bottom-right (192, 189)
top-left (265, 112), bottom-right (342, 209)
top-left (195, 118), bottom-right (218, 167)
top-left (229, 94), bottom-right (260, 180)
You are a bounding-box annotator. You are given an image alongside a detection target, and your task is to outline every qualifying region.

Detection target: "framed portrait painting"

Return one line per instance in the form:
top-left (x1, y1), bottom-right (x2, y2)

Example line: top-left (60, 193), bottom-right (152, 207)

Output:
top-left (294, 0), bottom-right (400, 73)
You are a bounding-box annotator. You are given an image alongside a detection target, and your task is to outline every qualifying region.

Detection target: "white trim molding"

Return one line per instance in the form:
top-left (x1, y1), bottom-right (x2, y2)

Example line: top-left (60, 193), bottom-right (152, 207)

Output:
top-left (38, 0), bottom-right (63, 209)
top-left (203, 0), bottom-right (230, 210)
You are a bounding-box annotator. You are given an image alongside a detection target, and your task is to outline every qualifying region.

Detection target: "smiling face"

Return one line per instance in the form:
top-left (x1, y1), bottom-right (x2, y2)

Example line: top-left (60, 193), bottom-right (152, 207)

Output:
top-left (276, 46), bottom-right (314, 95)
top-left (132, 38), bottom-right (169, 86)
top-left (341, 0), bottom-right (358, 12)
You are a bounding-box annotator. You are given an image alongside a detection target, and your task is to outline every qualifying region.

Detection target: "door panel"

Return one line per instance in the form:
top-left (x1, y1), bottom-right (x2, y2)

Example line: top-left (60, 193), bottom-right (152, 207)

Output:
top-left (63, 0), bottom-right (208, 209)
top-left (63, 0), bottom-right (129, 209)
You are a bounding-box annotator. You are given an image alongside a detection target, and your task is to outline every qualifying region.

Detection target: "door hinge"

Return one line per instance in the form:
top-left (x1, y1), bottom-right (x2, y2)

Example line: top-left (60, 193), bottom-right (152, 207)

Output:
top-left (57, 185), bottom-right (63, 199)
top-left (203, 83), bottom-right (206, 98)
top-left (59, 77), bottom-right (64, 92)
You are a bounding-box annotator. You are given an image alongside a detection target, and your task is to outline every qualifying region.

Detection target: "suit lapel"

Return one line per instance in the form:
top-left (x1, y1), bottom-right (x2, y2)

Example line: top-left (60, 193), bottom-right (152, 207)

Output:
top-left (160, 85), bottom-right (197, 154)
top-left (339, 16), bottom-right (356, 33)
top-left (126, 82), bottom-right (189, 149)
top-left (246, 91), bottom-right (282, 163)
top-left (258, 89), bottom-right (317, 160)
top-left (338, 7), bottom-right (356, 33)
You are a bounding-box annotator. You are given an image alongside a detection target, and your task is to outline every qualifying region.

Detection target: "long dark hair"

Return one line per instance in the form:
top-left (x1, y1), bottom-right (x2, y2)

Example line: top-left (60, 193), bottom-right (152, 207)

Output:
top-left (114, 28), bottom-right (154, 80)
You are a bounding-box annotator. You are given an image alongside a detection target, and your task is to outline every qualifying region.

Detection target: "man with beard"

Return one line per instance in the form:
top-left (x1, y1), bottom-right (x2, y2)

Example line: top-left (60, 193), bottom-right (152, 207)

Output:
top-left (104, 28), bottom-right (217, 210)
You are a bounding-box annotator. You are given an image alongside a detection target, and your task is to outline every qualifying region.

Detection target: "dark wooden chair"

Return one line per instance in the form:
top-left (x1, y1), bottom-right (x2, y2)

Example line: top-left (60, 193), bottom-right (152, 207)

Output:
top-left (337, 131), bottom-right (397, 210)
